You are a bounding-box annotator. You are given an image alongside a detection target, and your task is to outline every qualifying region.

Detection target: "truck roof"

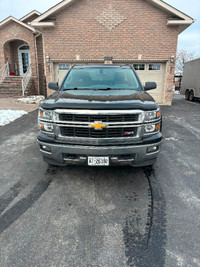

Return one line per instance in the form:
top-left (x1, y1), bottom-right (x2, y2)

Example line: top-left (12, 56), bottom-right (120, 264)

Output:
top-left (185, 57), bottom-right (200, 64)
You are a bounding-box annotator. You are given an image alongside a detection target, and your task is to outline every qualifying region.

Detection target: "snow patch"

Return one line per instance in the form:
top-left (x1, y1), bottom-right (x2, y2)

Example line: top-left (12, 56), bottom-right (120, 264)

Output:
top-left (164, 137), bottom-right (179, 141)
top-left (173, 90), bottom-right (180, 95)
top-left (166, 250), bottom-right (185, 266)
top-left (179, 190), bottom-right (200, 208)
top-left (0, 110), bottom-right (28, 126)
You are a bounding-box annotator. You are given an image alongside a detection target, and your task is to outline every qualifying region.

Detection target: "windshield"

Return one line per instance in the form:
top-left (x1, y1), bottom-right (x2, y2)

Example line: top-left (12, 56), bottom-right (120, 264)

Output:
top-left (62, 67), bottom-right (141, 91)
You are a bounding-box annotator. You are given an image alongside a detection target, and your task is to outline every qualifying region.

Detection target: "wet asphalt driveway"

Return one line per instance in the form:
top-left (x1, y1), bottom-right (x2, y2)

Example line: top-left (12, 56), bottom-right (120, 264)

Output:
top-left (0, 95), bottom-right (199, 267)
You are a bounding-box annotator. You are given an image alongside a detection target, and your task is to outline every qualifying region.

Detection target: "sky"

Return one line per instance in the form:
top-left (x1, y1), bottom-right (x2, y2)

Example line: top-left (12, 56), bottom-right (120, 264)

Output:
top-left (0, 0), bottom-right (199, 57)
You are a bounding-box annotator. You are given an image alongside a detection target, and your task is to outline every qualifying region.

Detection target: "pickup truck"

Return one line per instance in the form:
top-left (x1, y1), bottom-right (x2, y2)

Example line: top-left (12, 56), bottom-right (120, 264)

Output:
top-left (37, 65), bottom-right (162, 167)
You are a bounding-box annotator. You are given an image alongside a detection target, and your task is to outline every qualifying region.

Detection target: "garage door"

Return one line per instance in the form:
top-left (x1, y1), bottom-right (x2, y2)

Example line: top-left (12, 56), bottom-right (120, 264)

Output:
top-left (53, 63), bottom-right (71, 85)
top-left (133, 63), bottom-right (166, 104)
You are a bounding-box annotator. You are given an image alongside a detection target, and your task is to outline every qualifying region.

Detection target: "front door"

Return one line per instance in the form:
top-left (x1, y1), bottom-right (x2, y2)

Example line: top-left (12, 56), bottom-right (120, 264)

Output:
top-left (18, 46), bottom-right (31, 76)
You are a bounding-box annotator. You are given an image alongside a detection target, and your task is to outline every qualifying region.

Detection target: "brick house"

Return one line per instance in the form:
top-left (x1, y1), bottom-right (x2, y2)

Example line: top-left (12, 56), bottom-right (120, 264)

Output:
top-left (0, 0), bottom-right (194, 104)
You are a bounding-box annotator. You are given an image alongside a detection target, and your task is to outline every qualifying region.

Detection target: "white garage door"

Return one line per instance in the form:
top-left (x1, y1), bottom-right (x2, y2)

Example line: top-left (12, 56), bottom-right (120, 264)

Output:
top-left (133, 63), bottom-right (166, 104)
top-left (53, 63), bottom-right (71, 85)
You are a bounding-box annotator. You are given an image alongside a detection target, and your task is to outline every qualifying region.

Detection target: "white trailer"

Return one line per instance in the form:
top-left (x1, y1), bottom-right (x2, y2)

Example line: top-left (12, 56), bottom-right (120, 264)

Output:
top-left (181, 58), bottom-right (200, 101)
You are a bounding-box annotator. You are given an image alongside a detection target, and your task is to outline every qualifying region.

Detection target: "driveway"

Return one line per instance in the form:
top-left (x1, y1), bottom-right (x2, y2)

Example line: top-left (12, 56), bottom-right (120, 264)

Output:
top-left (0, 95), bottom-right (199, 267)
top-left (0, 97), bottom-right (38, 112)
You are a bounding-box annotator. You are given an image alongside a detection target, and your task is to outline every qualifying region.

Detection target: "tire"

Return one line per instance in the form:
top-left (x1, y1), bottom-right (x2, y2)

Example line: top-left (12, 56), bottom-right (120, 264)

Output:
top-left (189, 91), bottom-right (194, 101)
top-left (185, 90), bottom-right (190, 100)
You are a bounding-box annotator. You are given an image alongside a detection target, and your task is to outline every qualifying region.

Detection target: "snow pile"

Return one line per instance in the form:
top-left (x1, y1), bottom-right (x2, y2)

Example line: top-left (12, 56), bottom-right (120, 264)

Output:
top-left (173, 90), bottom-right (180, 95)
top-left (16, 95), bottom-right (45, 104)
top-left (0, 110), bottom-right (28, 126)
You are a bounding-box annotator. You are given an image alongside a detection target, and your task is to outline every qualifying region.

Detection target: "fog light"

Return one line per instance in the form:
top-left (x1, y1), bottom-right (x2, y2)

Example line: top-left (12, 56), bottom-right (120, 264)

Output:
top-left (147, 146), bottom-right (159, 153)
top-left (41, 145), bottom-right (51, 152)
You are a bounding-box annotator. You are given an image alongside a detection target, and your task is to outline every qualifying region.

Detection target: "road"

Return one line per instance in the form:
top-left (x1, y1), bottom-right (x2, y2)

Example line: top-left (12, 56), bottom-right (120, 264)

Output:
top-left (0, 95), bottom-right (199, 267)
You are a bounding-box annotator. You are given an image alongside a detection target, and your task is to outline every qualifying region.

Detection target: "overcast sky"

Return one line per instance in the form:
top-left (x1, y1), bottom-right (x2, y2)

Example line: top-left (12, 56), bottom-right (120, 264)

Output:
top-left (0, 0), bottom-right (199, 56)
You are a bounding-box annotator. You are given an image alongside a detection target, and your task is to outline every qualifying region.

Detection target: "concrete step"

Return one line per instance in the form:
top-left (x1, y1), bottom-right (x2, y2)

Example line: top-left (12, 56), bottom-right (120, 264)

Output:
top-left (0, 83), bottom-right (22, 88)
top-left (4, 76), bottom-right (23, 80)
top-left (0, 87), bottom-right (22, 91)
top-left (3, 78), bottom-right (23, 83)
top-left (0, 88), bottom-right (22, 95)
top-left (0, 76), bottom-right (35, 96)
top-left (0, 76), bottom-right (23, 96)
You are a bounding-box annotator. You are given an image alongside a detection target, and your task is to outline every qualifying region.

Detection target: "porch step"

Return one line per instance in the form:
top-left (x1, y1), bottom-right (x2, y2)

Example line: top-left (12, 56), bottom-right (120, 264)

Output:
top-left (0, 90), bottom-right (23, 97)
top-left (0, 83), bottom-right (22, 88)
top-left (0, 76), bottom-right (23, 97)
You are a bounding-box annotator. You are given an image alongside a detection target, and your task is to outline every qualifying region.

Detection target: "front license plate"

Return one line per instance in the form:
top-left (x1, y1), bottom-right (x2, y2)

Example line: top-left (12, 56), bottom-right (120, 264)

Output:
top-left (88, 156), bottom-right (109, 166)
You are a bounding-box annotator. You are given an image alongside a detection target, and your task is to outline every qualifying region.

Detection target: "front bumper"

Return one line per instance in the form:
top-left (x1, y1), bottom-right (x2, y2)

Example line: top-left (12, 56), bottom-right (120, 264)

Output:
top-left (38, 138), bottom-right (162, 167)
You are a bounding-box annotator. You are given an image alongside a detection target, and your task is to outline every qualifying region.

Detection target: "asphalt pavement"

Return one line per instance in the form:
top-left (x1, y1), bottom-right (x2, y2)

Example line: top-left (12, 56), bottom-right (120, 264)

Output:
top-left (0, 94), bottom-right (199, 267)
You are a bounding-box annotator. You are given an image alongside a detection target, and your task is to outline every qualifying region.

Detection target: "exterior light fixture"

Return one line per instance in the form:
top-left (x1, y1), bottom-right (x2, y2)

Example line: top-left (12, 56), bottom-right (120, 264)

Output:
top-left (104, 56), bottom-right (113, 64)
top-left (46, 55), bottom-right (50, 65)
top-left (170, 55), bottom-right (175, 64)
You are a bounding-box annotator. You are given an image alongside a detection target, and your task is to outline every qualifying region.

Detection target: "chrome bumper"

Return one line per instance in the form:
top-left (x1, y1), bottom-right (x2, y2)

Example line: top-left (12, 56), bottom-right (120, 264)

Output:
top-left (38, 140), bottom-right (162, 167)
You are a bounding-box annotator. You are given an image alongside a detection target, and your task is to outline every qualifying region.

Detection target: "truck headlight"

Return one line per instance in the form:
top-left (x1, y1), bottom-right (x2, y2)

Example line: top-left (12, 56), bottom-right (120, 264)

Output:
top-left (40, 123), bottom-right (53, 132)
top-left (145, 110), bottom-right (161, 121)
top-left (39, 109), bottom-right (53, 121)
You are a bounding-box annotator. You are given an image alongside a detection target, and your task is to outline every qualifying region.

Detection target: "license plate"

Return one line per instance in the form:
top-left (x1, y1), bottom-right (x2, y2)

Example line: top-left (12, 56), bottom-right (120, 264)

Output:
top-left (88, 156), bottom-right (109, 166)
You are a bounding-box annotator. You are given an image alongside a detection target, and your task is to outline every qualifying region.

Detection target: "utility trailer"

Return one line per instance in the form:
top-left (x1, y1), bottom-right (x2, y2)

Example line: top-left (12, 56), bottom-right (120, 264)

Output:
top-left (181, 58), bottom-right (200, 101)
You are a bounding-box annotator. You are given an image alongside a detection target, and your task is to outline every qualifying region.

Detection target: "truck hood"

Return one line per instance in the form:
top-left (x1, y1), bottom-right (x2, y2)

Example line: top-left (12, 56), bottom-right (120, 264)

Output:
top-left (41, 89), bottom-right (158, 110)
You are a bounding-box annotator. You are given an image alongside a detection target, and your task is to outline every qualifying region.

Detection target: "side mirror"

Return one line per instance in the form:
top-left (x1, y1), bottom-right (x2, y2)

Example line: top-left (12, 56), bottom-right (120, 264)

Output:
top-left (48, 82), bottom-right (59, 91)
top-left (144, 82), bottom-right (157, 91)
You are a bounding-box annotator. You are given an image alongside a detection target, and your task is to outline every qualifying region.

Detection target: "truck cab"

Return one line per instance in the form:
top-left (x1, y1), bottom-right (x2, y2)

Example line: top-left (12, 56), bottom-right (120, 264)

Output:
top-left (38, 65), bottom-right (162, 167)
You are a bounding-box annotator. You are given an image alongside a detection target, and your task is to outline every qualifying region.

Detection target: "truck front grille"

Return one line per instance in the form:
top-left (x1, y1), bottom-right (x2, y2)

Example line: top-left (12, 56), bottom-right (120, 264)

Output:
top-left (60, 126), bottom-right (137, 138)
top-left (56, 109), bottom-right (142, 140)
top-left (59, 114), bottom-right (139, 122)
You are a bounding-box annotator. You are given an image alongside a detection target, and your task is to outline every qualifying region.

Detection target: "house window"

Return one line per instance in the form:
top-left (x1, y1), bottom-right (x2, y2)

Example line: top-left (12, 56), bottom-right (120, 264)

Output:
top-left (148, 64), bottom-right (161, 71)
top-left (19, 45), bottom-right (29, 50)
top-left (58, 63), bottom-right (70, 70)
top-left (133, 64), bottom-right (145, 70)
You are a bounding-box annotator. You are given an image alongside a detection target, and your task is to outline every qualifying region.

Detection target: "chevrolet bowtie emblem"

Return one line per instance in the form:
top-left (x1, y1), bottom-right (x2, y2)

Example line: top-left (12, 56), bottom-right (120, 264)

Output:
top-left (90, 121), bottom-right (107, 130)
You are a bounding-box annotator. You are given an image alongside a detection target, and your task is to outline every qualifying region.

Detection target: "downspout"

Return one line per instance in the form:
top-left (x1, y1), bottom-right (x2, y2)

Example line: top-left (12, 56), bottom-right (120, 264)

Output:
top-left (34, 30), bottom-right (42, 95)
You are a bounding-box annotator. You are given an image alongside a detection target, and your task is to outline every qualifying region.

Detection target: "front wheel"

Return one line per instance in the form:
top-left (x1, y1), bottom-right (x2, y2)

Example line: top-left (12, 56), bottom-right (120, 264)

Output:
top-left (185, 90), bottom-right (190, 100)
top-left (189, 91), bottom-right (194, 101)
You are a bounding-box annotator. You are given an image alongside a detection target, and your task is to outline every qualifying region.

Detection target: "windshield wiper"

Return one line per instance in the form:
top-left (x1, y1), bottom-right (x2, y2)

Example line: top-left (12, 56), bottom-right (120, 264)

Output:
top-left (94, 88), bottom-right (112, 91)
top-left (93, 88), bottom-right (124, 91)
top-left (62, 88), bottom-right (126, 91)
top-left (63, 88), bottom-right (78, 90)
top-left (63, 88), bottom-right (92, 91)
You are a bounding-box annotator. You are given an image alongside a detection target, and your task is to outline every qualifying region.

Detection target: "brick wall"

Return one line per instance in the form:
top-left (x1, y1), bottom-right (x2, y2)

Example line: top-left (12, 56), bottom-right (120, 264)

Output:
top-left (41, 0), bottom-right (178, 103)
top-left (36, 35), bottom-right (45, 95)
top-left (42, 0), bottom-right (179, 61)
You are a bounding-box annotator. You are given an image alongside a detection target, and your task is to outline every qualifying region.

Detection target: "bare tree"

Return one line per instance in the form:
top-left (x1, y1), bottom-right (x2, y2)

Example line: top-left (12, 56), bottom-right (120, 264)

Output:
top-left (175, 50), bottom-right (196, 75)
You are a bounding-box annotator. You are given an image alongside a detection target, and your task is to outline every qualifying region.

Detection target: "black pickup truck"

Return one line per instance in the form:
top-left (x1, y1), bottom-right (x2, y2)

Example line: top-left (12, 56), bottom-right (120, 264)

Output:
top-left (37, 65), bottom-right (162, 167)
